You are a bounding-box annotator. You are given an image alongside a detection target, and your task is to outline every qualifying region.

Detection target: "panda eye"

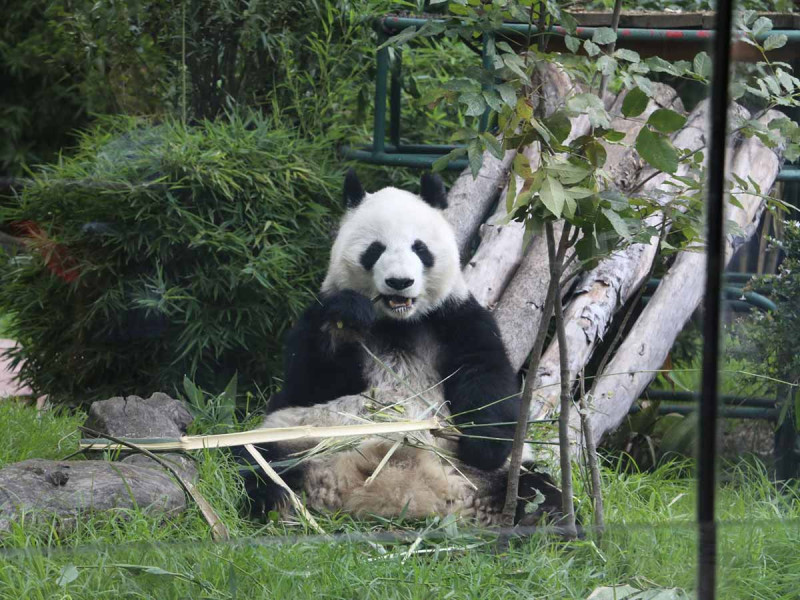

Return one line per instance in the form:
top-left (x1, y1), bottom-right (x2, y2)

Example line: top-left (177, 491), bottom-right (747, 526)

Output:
top-left (412, 240), bottom-right (434, 268)
top-left (359, 241), bottom-right (386, 271)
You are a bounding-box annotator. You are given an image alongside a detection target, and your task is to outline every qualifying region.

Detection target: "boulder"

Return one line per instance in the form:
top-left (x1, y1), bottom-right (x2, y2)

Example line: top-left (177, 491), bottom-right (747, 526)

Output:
top-left (0, 459), bottom-right (186, 532)
top-left (84, 392), bottom-right (193, 439)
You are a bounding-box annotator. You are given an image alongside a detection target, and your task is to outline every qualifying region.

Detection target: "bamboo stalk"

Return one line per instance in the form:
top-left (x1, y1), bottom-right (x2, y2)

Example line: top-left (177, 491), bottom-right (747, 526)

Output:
top-left (79, 426), bottom-right (230, 541)
top-left (243, 443), bottom-right (326, 535)
top-left (79, 419), bottom-right (442, 452)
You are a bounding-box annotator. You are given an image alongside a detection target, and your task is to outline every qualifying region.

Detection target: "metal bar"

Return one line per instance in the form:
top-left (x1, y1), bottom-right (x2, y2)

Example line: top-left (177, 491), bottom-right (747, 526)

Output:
top-left (390, 48), bottom-right (402, 148)
top-left (698, 0), bottom-right (735, 595)
top-left (645, 278), bottom-right (776, 311)
top-left (373, 28), bottom-right (390, 155)
top-left (777, 166), bottom-right (800, 182)
top-left (629, 403), bottom-right (779, 420)
top-left (341, 148), bottom-right (469, 170)
top-left (642, 390), bottom-right (777, 408)
top-left (380, 16), bottom-right (800, 43)
top-left (391, 144), bottom-right (463, 154)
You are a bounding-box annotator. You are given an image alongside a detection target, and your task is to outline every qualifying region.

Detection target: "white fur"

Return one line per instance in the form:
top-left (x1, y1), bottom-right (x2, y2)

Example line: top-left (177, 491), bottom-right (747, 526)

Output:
top-left (322, 187), bottom-right (468, 320)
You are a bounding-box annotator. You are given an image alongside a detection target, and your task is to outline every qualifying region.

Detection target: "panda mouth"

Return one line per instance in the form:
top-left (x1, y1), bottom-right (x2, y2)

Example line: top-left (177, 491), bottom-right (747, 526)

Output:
top-left (381, 295), bottom-right (416, 314)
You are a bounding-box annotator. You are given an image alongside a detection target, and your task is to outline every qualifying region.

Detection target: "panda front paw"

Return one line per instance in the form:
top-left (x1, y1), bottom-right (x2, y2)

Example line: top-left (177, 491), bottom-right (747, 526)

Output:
top-left (321, 290), bottom-right (376, 335)
top-left (457, 424), bottom-right (513, 471)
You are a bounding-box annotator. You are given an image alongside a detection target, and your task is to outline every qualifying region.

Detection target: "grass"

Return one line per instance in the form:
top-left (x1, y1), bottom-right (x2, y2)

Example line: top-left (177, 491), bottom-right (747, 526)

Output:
top-left (0, 401), bottom-right (799, 599)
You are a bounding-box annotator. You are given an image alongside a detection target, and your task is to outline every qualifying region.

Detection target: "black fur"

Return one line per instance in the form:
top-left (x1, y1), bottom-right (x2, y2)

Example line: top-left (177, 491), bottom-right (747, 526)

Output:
top-left (266, 290), bottom-right (373, 413)
top-left (428, 296), bottom-right (519, 470)
top-left (419, 173), bottom-right (448, 209)
top-left (270, 291), bottom-right (519, 471)
top-left (344, 168), bottom-right (365, 209)
top-left (412, 239), bottom-right (434, 268)
top-left (359, 241), bottom-right (386, 270)
top-left (232, 443), bottom-right (305, 518)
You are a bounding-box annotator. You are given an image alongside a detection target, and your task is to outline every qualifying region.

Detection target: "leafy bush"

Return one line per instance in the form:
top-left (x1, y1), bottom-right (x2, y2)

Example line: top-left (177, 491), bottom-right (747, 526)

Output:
top-left (0, 113), bottom-right (342, 403)
top-left (0, 0), bottom-right (384, 175)
top-left (737, 220), bottom-right (800, 389)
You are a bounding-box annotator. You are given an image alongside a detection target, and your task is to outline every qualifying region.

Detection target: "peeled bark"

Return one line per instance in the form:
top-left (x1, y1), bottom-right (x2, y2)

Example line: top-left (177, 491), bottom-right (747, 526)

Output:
top-left (445, 149), bottom-right (516, 259)
top-left (464, 145), bottom-right (541, 307)
top-left (572, 111), bottom-right (784, 455)
top-left (529, 100), bottom-right (750, 421)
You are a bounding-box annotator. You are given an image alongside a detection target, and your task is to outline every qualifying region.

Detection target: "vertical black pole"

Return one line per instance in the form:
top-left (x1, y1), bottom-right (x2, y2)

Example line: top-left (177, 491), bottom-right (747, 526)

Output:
top-left (373, 23), bottom-right (390, 155)
top-left (698, 0), bottom-right (735, 598)
top-left (389, 49), bottom-right (402, 149)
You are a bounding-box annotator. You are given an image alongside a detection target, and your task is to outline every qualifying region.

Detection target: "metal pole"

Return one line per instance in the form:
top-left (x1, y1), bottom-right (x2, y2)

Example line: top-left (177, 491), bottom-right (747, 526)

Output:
top-left (373, 28), bottom-right (390, 155)
top-left (389, 48), bottom-right (402, 148)
top-left (698, 0), bottom-right (735, 596)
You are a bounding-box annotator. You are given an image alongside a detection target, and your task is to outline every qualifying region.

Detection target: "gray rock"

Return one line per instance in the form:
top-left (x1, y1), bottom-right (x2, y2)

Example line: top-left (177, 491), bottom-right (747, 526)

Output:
top-left (84, 392), bottom-right (193, 439)
top-left (0, 459), bottom-right (186, 532)
top-left (121, 453), bottom-right (198, 482)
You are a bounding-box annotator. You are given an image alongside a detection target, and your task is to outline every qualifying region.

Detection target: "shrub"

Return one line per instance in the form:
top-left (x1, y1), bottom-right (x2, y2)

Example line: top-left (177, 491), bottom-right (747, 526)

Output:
top-left (737, 219), bottom-right (800, 388)
top-left (0, 113), bottom-right (342, 403)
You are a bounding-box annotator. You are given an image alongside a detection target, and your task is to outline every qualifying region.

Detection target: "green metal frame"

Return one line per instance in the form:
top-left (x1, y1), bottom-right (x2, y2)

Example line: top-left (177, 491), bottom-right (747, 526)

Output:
top-left (343, 15), bottom-right (800, 182)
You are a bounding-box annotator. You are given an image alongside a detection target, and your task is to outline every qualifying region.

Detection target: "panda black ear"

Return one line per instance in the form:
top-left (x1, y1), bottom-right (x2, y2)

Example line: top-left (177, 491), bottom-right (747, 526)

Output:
top-left (419, 172), bottom-right (448, 210)
top-left (343, 168), bottom-right (366, 209)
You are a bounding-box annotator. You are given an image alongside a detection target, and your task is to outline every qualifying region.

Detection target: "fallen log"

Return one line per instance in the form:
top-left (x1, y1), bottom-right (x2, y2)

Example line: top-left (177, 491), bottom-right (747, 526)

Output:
top-left (494, 85), bottom-right (659, 371)
top-left (464, 144), bottom-right (541, 307)
top-left (529, 99), bottom-right (749, 420)
top-left (571, 111), bottom-right (784, 455)
top-left (444, 148), bottom-right (515, 259)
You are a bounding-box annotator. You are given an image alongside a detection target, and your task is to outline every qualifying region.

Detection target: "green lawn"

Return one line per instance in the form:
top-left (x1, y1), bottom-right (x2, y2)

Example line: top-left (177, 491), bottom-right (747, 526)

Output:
top-left (0, 401), bottom-right (798, 599)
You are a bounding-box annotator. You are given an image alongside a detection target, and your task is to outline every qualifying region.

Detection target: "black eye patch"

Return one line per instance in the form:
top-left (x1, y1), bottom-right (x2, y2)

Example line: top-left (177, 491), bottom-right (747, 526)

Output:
top-left (412, 240), bottom-right (434, 268)
top-left (359, 241), bottom-right (386, 270)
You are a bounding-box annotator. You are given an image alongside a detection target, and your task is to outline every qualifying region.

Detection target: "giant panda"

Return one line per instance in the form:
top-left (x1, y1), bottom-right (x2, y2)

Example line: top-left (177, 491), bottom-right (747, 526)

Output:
top-left (238, 170), bottom-right (562, 526)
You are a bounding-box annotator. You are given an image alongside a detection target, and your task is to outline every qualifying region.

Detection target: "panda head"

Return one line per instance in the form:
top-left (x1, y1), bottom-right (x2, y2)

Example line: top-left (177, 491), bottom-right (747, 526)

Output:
top-left (322, 170), bottom-right (467, 320)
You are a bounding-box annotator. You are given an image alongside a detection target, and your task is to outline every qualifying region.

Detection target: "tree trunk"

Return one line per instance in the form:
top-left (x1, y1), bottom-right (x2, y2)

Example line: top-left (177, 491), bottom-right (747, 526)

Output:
top-left (529, 100), bottom-right (750, 420)
top-left (464, 145), bottom-right (541, 307)
top-left (445, 149), bottom-right (516, 259)
top-left (571, 111), bottom-right (784, 455)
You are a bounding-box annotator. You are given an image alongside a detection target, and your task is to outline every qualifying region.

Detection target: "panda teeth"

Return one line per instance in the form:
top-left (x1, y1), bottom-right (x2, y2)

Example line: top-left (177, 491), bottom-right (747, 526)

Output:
top-left (387, 297), bottom-right (413, 311)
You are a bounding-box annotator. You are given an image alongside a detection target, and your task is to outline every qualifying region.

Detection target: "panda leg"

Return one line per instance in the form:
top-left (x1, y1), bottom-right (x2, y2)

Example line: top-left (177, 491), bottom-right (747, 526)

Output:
top-left (234, 395), bottom-right (368, 518)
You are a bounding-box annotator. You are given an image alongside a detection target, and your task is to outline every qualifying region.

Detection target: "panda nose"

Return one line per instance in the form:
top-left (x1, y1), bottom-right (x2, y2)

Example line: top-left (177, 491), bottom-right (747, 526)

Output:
top-left (385, 277), bottom-right (414, 291)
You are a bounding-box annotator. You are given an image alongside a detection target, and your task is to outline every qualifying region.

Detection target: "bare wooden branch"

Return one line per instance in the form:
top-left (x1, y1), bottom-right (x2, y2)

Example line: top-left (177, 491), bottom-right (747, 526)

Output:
top-left (80, 419), bottom-right (442, 452)
top-left (464, 145), bottom-right (541, 307)
top-left (550, 223), bottom-right (577, 538)
top-left (579, 371), bottom-right (605, 534)
top-left (501, 223), bottom-right (570, 525)
top-left (244, 443), bottom-right (326, 535)
top-left (445, 148), bottom-right (516, 259)
top-left (529, 98), bottom-right (737, 421)
top-left (571, 111), bottom-right (784, 455)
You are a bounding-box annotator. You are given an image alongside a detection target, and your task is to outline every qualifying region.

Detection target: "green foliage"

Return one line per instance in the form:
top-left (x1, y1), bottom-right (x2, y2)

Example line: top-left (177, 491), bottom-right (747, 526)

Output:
top-left (0, 113), bottom-right (343, 403)
top-left (411, 4), bottom-right (799, 269)
top-left (0, 401), bottom-right (84, 467)
top-left (0, 0), bottom-right (391, 175)
top-left (736, 220), bottom-right (800, 391)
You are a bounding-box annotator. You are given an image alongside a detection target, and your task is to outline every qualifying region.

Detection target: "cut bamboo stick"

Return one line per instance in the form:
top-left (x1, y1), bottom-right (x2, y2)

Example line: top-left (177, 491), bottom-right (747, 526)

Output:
top-left (79, 419), bottom-right (443, 452)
